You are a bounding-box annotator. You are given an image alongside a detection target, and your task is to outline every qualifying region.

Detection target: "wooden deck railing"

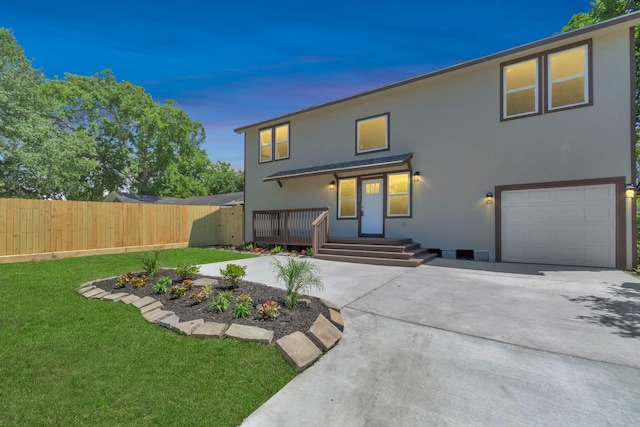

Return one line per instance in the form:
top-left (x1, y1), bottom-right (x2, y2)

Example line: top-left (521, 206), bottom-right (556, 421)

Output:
top-left (311, 210), bottom-right (329, 256)
top-left (253, 207), bottom-right (328, 248)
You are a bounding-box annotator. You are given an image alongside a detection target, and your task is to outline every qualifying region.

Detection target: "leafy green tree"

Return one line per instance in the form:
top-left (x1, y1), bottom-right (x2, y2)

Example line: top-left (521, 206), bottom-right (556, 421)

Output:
top-left (44, 71), bottom-right (214, 199)
top-left (0, 28), bottom-right (95, 199)
top-left (203, 160), bottom-right (244, 195)
top-left (2, 29), bottom-right (241, 200)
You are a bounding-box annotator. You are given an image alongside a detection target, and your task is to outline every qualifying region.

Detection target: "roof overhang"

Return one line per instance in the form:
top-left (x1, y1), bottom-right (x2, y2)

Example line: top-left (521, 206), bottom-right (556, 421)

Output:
top-left (263, 153), bottom-right (413, 185)
top-left (234, 11), bottom-right (640, 134)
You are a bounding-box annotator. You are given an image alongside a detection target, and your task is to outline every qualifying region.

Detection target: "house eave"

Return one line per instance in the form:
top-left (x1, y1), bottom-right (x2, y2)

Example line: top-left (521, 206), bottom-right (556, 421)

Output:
top-left (234, 11), bottom-right (640, 134)
top-left (262, 153), bottom-right (413, 182)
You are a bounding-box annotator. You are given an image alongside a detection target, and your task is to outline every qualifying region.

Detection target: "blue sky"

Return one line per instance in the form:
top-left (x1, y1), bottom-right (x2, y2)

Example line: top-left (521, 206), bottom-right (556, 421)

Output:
top-left (4, 1), bottom-right (591, 169)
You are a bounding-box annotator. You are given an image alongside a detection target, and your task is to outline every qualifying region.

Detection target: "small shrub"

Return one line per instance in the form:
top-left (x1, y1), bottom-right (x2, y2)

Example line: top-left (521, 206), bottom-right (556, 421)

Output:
top-left (220, 263), bottom-right (247, 287)
top-left (154, 277), bottom-right (173, 294)
top-left (169, 284), bottom-right (186, 299)
top-left (131, 275), bottom-right (148, 288)
top-left (243, 242), bottom-right (254, 251)
top-left (176, 263), bottom-right (199, 280)
top-left (140, 249), bottom-right (163, 278)
top-left (237, 293), bottom-right (252, 305)
top-left (115, 273), bottom-right (135, 289)
top-left (209, 291), bottom-right (233, 313)
top-left (182, 279), bottom-right (194, 290)
top-left (116, 273), bottom-right (148, 289)
top-left (233, 294), bottom-right (253, 319)
top-left (257, 300), bottom-right (280, 320)
top-left (272, 257), bottom-right (323, 308)
top-left (304, 247), bottom-right (314, 257)
top-left (271, 245), bottom-right (283, 254)
top-left (189, 286), bottom-right (212, 304)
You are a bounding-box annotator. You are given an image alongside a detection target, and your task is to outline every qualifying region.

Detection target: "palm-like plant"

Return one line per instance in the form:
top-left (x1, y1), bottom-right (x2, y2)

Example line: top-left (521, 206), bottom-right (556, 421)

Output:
top-left (271, 257), bottom-right (323, 308)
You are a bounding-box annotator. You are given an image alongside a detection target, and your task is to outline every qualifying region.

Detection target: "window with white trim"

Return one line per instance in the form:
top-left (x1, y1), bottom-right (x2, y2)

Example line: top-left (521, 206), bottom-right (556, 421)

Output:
top-left (503, 58), bottom-right (538, 118)
top-left (356, 114), bottom-right (389, 154)
top-left (338, 178), bottom-right (357, 218)
top-left (548, 45), bottom-right (588, 110)
top-left (387, 172), bottom-right (410, 216)
top-left (501, 41), bottom-right (591, 120)
top-left (259, 123), bottom-right (289, 163)
top-left (274, 123), bottom-right (289, 159)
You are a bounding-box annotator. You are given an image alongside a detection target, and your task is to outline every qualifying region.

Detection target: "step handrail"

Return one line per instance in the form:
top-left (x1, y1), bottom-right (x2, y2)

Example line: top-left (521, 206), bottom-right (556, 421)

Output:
top-left (311, 210), bottom-right (329, 257)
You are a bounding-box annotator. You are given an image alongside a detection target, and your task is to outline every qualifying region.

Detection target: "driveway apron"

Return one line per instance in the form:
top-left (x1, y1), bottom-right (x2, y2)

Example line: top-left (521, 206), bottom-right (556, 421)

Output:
top-left (201, 256), bottom-right (640, 426)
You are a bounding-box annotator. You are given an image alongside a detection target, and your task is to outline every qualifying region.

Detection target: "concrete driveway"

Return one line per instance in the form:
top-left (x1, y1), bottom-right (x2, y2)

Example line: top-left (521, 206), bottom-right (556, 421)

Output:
top-left (199, 256), bottom-right (640, 426)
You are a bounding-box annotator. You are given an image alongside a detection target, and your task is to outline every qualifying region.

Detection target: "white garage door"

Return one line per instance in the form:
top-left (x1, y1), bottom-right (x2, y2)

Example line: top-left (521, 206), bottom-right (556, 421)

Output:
top-left (501, 184), bottom-right (616, 268)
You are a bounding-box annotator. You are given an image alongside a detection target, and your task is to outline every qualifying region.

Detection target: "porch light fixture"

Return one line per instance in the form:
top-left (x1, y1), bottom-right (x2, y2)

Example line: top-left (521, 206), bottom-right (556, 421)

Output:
top-left (486, 192), bottom-right (494, 205)
top-left (413, 171), bottom-right (420, 182)
top-left (330, 181), bottom-right (336, 190)
top-left (625, 183), bottom-right (636, 198)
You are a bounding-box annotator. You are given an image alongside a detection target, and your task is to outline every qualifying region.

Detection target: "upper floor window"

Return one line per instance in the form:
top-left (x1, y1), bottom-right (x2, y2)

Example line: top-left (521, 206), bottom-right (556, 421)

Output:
top-left (356, 114), bottom-right (389, 154)
top-left (259, 123), bottom-right (289, 163)
top-left (501, 41), bottom-right (591, 121)
top-left (548, 45), bottom-right (588, 111)
top-left (503, 58), bottom-right (539, 118)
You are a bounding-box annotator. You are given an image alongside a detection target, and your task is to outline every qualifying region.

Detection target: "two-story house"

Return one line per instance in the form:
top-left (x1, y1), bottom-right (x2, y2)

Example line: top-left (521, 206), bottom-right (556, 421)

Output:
top-left (235, 12), bottom-right (640, 270)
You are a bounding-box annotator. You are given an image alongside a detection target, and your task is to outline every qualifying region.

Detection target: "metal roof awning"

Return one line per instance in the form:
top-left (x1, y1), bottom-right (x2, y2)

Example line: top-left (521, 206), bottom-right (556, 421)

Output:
top-left (263, 153), bottom-right (413, 183)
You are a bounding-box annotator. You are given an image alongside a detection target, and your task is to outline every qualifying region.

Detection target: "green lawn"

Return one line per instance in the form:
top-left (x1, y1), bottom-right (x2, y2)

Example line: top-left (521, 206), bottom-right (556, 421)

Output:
top-left (0, 248), bottom-right (297, 426)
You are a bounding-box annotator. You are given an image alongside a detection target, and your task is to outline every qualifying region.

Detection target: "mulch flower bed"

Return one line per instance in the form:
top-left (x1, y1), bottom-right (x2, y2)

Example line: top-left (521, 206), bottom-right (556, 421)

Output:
top-left (92, 268), bottom-right (330, 341)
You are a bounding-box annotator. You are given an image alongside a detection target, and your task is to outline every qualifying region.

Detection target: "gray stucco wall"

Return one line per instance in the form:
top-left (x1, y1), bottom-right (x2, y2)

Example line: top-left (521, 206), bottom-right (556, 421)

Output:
top-left (242, 23), bottom-right (635, 264)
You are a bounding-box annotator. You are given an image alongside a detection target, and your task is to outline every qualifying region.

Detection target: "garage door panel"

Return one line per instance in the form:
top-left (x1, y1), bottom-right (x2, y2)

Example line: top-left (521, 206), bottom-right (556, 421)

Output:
top-left (529, 190), bottom-right (553, 203)
top-left (584, 185), bottom-right (615, 201)
top-left (556, 209), bottom-right (581, 222)
top-left (528, 209), bottom-right (554, 223)
top-left (585, 207), bottom-right (613, 222)
top-left (502, 207), bottom-right (529, 225)
top-left (501, 184), bottom-right (616, 268)
top-left (555, 188), bottom-right (581, 202)
top-left (501, 226), bottom-right (528, 244)
top-left (585, 228), bottom-right (615, 245)
top-left (528, 227), bottom-right (554, 245)
top-left (555, 227), bottom-right (582, 244)
top-left (552, 247), bottom-right (586, 264)
top-left (585, 247), bottom-right (615, 266)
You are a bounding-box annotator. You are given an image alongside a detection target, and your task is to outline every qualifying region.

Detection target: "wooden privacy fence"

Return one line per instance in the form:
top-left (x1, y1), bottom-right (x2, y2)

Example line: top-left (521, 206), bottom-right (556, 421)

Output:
top-left (0, 198), bottom-right (243, 263)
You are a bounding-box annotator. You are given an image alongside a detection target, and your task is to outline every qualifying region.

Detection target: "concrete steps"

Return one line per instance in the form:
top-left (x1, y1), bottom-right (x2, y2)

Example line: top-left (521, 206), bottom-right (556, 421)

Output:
top-left (315, 237), bottom-right (435, 267)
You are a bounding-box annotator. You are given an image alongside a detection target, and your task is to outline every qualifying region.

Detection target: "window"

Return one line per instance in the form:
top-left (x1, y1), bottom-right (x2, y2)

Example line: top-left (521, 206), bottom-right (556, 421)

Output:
top-left (548, 45), bottom-right (588, 110)
top-left (501, 41), bottom-right (591, 120)
top-left (387, 172), bottom-right (410, 216)
top-left (274, 124), bottom-right (289, 159)
top-left (356, 114), bottom-right (389, 154)
top-left (259, 128), bottom-right (272, 162)
top-left (258, 123), bottom-right (289, 163)
top-left (338, 178), bottom-right (357, 218)
top-left (503, 58), bottom-right (539, 118)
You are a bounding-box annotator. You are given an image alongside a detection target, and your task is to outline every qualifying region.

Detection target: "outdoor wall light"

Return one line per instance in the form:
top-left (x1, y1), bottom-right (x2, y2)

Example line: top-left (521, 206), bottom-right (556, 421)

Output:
top-left (413, 171), bottom-right (420, 182)
top-left (625, 183), bottom-right (636, 198)
top-left (330, 181), bottom-right (336, 190)
top-left (486, 192), bottom-right (494, 205)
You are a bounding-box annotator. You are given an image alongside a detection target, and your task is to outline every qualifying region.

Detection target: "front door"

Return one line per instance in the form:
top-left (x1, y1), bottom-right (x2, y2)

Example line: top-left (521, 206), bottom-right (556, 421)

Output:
top-left (360, 178), bottom-right (384, 235)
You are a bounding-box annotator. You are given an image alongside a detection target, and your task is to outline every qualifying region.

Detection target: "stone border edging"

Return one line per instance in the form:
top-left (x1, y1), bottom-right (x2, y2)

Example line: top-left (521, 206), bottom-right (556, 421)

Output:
top-left (77, 279), bottom-right (344, 372)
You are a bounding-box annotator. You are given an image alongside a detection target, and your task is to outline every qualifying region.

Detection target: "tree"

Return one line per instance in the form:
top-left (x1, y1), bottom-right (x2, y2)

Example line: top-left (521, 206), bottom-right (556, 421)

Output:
top-left (203, 161), bottom-right (244, 195)
top-left (44, 71), bottom-right (214, 199)
top-left (2, 29), bottom-right (239, 200)
top-left (0, 28), bottom-right (95, 199)
top-left (563, 1), bottom-right (640, 177)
